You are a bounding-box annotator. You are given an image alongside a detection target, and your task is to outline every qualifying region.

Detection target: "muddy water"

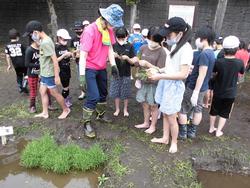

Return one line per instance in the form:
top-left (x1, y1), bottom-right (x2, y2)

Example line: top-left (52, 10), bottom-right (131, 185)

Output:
top-left (0, 139), bottom-right (100, 188)
top-left (198, 170), bottom-right (250, 188)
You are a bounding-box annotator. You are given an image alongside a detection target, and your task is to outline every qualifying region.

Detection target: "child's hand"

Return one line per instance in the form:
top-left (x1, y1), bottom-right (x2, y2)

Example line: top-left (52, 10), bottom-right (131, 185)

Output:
top-left (148, 73), bottom-right (163, 81)
top-left (139, 60), bottom-right (148, 67)
top-left (64, 52), bottom-right (72, 58)
top-left (7, 65), bottom-right (12, 72)
top-left (121, 55), bottom-right (129, 61)
top-left (114, 52), bottom-right (120, 59)
top-left (55, 75), bottom-right (61, 86)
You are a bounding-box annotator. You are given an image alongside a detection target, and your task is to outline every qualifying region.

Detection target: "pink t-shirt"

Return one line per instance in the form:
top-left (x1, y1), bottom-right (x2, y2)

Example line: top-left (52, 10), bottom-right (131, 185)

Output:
top-left (80, 22), bottom-right (116, 70)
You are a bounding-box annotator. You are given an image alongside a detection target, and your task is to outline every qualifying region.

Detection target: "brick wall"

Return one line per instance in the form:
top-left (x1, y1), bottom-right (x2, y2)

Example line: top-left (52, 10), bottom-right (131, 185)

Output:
top-left (0, 0), bottom-right (249, 44)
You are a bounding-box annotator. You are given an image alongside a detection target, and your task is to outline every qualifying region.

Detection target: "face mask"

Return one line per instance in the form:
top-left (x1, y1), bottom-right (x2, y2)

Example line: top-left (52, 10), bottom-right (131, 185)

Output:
top-left (148, 40), bottom-right (160, 49)
top-left (166, 32), bottom-right (182, 46)
top-left (117, 39), bottom-right (126, 46)
top-left (31, 32), bottom-right (40, 43)
top-left (195, 38), bottom-right (204, 49)
top-left (60, 40), bottom-right (68, 46)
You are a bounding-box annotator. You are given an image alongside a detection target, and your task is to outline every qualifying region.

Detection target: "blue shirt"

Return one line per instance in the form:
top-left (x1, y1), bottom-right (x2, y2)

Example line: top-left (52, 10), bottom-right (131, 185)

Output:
top-left (128, 33), bottom-right (144, 55)
top-left (187, 49), bottom-right (215, 92)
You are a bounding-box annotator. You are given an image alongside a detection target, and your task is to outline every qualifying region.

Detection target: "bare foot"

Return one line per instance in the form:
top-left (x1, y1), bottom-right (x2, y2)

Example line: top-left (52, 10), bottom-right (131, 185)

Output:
top-left (145, 126), bottom-right (156, 134)
top-left (135, 123), bottom-right (149, 129)
top-left (209, 127), bottom-right (217, 134)
top-left (34, 113), bottom-right (49, 119)
top-left (113, 110), bottom-right (120, 116)
top-left (124, 110), bottom-right (129, 117)
top-left (169, 142), bottom-right (178, 153)
top-left (151, 137), bottom-right (169, 144)
top-left (58, 108), bottom-right (71, 119)
top-left (216, 130), bottom-right (224, 137)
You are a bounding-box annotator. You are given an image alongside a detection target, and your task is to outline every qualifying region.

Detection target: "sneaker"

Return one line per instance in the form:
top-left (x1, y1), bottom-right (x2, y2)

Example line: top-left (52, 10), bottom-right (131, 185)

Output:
top-left (83, 123), bottom-right (96, 138)
top-left (29, 106), bottom-right (36, 113)
top-left (65, 96), bottom-right (72, 108)
top-left (187, 124), bottom-right (197, 139)
top-left (178, 124), bottom-right (187, 140)
top-left (78, 92), bottom-right (85, 100)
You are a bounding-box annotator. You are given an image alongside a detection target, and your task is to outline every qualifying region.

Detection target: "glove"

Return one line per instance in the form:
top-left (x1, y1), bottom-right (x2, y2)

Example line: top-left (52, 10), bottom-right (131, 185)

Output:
top-left (111, 65), bottom-right (119, 78)
top-left (190, 90), bottom-right (199, 107)
top-left (79, 75), bottom-right (86, 92)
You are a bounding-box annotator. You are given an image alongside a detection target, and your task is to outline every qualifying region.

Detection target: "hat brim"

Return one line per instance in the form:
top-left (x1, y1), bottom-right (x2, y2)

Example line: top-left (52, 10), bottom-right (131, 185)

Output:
top-left (159, 27), bottom-right (170, 37)
top-left (73, 26), bottom-right (83, 30)
top-left (99, 8), bottom-right (124, 28)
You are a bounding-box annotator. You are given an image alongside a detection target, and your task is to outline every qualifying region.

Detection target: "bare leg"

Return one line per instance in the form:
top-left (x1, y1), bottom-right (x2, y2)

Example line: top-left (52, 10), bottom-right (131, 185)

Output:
top-left (209, 115), bottom-right (217, 133)
top-left (145, 105), bottom-right (158, 134)
top-left (35, 85), bottom-right (49, 119)
top-left (178, 113), bottom-right (187, 125)
top-left (123, 99), bottom-right (129, 117)
top-left (168, 114), bottom-right (179, 153)
top-left (135, 103), bottom-right (150, 128)
top-left (49, 88), bottom-right (70, 119)
top-left (216, 117), bottom-right (227, 137)
top-left (113, 98), bottom-right (120, 116)
top-left (151, 114), bottom-right (169, 144)
top-left (203, 90), bottom-right (210, 108)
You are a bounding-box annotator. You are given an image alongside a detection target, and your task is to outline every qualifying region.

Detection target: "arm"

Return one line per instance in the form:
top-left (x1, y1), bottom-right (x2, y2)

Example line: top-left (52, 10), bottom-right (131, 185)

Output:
top-left (51, 54), bottom-right (60, 85)
top-left (193, 66), bottom-right (208, 92)
top-left (79, 50), bottom-right (88, 76)
top-left (57, 52), bottom-right (72, 63)
top-left (108, 45), bottom-right (116, 66)
top-left (5, 54), bottom-right (12, 71)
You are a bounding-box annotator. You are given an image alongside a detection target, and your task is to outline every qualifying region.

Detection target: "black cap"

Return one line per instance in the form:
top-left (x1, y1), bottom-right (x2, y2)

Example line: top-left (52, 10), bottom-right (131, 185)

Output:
top-left (160, 17), bottom-right (188, 36)
top-left (9, 28), bottom-right (20, 39)
top-left (23, 20), bottom-right (43, 37)
top-left (73, 21), bottom-right (84, 30)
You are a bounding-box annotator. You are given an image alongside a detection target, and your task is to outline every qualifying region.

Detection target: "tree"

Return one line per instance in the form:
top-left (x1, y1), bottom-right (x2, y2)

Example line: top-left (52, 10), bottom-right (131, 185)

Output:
top-left (46, 0), bottom-right (58, 41)
top-left (126, 0), bottom-right (139, 32)
top-left (213, 0), bottom-right (228, 35)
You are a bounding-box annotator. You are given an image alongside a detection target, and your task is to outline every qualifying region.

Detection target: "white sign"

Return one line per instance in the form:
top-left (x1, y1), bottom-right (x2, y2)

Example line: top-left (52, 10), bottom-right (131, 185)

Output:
top-left (0, 126), bottom-right (14, 136)
top-left (169, 5), bottom-right (196, 27)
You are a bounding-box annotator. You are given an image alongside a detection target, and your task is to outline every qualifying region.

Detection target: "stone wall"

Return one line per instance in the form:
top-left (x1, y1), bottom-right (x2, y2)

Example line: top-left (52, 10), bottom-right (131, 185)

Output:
top-left (0, 0), bottom-right (249, 43)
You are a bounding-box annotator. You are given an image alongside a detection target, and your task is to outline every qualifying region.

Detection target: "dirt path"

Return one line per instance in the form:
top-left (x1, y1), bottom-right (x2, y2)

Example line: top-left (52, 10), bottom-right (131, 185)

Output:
top-left (0, 54), bottom-right (250, 188)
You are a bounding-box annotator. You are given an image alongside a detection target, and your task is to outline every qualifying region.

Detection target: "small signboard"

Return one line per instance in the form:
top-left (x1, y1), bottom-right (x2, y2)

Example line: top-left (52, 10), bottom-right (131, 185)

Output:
top-left (0, 126), bottom-right (14, 136)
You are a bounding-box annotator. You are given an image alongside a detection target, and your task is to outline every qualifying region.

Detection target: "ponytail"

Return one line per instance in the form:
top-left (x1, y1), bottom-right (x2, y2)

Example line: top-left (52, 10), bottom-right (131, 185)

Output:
top-left (170, 24), bottom-right (192, 57)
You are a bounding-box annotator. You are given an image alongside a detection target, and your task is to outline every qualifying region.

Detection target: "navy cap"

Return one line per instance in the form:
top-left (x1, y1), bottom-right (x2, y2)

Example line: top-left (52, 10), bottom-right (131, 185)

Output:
top-left (23, 20), bottom-right (43, 37)
top-left (160, 17), bottom-right (188, 36)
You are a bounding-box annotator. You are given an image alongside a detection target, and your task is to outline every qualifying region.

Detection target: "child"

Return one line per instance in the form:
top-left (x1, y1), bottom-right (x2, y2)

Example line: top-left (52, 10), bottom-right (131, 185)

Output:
top-left (134, 26), bottom-right (166, 134)
top-left (56, 29), bottom-right (73, 108)
top-left (70, 20), bottom-right (89, 100)
top-left (25, 36), bottom-right (40, 113)
top-left (209, 36), bottom-right (244, 137)
top-left (149, 17), bottom-right (193, 153)
top-left (178, 26), bottom-right (215, 139)
top-left (5, 28), bottom-right (28, 93)
top-left (110, 27), bottom-right (138, 117)
top-left (23, 20), bottom-right (70, 119)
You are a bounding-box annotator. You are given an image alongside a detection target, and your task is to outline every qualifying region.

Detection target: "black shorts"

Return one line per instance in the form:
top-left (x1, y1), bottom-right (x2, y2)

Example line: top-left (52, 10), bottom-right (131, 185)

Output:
top-left (209, 97), bottom-right (235, 119)
top-left (59, 72), bottom-right (70, 88)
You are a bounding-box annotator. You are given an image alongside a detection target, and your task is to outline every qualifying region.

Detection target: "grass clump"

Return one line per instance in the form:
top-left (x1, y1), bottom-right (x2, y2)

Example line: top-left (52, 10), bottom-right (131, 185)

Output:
top-left (0, 101), bottom-right (31, 119)
top-left (20, 134), bottom-right (107, 174)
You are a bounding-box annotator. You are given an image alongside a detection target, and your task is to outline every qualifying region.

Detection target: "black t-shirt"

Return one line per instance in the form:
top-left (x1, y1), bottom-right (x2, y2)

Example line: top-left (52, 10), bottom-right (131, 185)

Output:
top-left (213, 58), bottom-right (244, 98)
top-left (25, 46), bottom-right (40, 77)
top-left (70, 36), bottom-right (81, 63)
top-left (55, 44), bottom-right (71, 77)
top-left (113, 42), bottom-right (135, 77)
top-left (5, 41), bottom-right (26, 68)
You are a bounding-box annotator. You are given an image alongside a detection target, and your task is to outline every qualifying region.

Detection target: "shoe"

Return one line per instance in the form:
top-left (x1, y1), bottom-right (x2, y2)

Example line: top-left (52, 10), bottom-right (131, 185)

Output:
top-left (187, 124), bottom-right (197, 139)
top-left (65, 96), bottom-right (72, 108)
top-left (178, 124), bottom-right (187, 140)
top-left (83, 123), bottom-right (96, 138)
top-left (95, 102), bottom-right (112, 123)
top-left (78, 92), bottom-right (85, 100)
top-left (29, 106), bottom-right (36, 113)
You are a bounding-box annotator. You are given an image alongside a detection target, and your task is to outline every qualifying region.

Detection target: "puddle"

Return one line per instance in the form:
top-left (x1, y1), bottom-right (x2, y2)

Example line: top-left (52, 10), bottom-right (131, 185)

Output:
top-left (0, 139), bottom-right (100, 188)
top-left (198, 170), bottom-right (250, 188)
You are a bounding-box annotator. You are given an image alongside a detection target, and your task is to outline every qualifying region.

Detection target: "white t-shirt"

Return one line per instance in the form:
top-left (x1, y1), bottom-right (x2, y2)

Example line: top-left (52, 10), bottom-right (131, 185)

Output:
top-left (164, 42), bottom-right (193, 74)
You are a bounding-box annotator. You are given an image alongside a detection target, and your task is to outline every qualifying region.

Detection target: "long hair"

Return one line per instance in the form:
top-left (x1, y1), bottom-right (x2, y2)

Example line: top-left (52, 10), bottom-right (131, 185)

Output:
top-left (170, 24), bottom-right (192, 57)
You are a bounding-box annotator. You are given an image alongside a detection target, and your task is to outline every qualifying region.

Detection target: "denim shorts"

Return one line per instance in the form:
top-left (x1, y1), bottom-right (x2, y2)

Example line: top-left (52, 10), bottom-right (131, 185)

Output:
top-left (40, 76), bottom-right (56, 89)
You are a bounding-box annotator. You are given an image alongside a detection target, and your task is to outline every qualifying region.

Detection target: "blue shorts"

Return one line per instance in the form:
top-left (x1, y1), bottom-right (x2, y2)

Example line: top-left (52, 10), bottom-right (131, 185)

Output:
top-left (40, 76), bottom-right (56, 89)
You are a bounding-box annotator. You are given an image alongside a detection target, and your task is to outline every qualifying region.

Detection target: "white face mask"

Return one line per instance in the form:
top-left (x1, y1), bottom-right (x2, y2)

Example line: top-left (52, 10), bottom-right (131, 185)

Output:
top-left (60, 40), bottom-right (68, 46)
top-left (195, 38), bottom-right (204, 50)
top-left (117, 38), bottom-right (126, 46)
top-left (148, 40), bottom-right (160, 49)
top-left (31, 32), bottom-right (40, 43)
top-left (166, 32), bottom-right (182, 46)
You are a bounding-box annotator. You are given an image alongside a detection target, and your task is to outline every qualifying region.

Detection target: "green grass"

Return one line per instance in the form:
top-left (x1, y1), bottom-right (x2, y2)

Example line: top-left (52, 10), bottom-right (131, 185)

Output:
top-left (0, 101), bottom-right (31, 119)
top-left (20, 134), bottom-right (107, 174)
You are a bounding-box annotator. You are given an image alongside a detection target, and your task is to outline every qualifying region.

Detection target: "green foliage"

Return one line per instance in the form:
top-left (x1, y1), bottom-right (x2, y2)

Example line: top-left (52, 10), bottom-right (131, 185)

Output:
top-left (135, 69), bottom-right (148, 81)
top-left (0, 101), bottom-right (31, 119)
top-left (126, 0), bottom-right (138, 5)
top-left (98, 174), bottom-right (109, 187)
top-left (20, 135), bottom-right (107, 174)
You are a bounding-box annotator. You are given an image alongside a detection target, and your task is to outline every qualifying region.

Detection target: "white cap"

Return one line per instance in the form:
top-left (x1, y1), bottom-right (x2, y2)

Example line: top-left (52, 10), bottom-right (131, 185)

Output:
top-left (133, 23), bottom-right (141, 29)
top-left (82, 20), bottom-right (90, 26)
top-left (57, 29), bottom-right (71, 40)
top-left (141, 28), bottom-right (149, 37)
top-left (223, 35), bottom-right (240, 49)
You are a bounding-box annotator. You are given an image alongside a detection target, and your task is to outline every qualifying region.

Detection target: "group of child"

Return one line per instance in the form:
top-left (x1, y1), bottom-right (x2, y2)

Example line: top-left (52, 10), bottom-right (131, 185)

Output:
top-left (5, 8), bottom-right (248, 153)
